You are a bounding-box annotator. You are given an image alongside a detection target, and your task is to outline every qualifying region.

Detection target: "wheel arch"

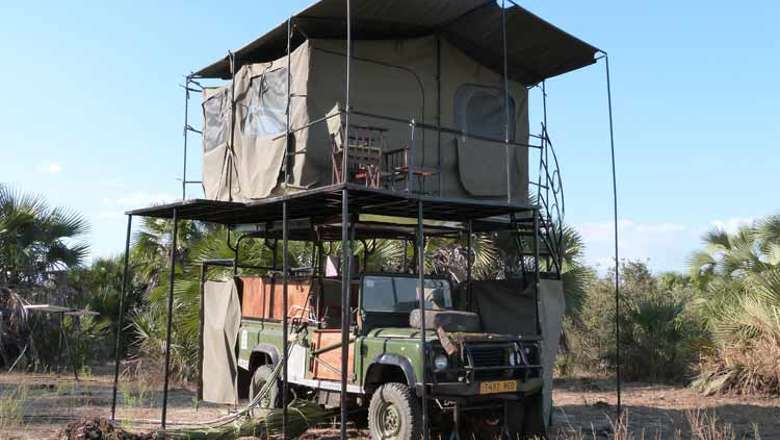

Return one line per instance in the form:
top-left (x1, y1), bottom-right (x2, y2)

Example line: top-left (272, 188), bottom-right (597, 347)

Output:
top-left (248, 343), bottom-right (280, 372)
top-left (364, 354), bottom-right (417, 394)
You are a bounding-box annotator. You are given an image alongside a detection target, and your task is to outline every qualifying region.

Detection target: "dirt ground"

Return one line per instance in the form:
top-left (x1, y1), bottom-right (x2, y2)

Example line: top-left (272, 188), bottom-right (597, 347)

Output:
top-left (1, 371), bottom-right (778, 439)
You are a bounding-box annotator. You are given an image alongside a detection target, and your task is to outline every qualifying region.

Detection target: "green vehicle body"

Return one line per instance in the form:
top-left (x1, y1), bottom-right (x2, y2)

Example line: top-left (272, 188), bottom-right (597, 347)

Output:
top-left (235, 273), bottom-right (543, 407)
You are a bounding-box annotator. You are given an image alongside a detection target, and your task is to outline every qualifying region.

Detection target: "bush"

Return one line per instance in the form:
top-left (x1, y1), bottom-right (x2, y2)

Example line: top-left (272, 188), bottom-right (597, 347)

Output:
top-left (693, 269), bottom-right (780, 395)
top-left (562, 261), bottom-right (705, 382)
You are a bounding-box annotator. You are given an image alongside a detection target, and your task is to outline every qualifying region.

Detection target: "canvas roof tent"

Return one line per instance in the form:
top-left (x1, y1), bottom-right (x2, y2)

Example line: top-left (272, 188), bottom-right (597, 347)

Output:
top-left (196, 0), bottom-right (599, 205)
top-left (193, 0), bottom-right (599, 83)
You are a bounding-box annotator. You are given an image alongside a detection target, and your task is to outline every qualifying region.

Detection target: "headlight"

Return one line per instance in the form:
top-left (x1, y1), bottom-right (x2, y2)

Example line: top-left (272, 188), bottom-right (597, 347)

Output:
top-left (433, 354), bottom-right (449, 371)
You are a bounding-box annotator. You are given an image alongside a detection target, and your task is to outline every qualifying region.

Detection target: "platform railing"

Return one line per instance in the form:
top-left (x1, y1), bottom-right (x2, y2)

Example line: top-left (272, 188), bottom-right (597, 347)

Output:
top-left (529, 123), bottom-right (565, 274)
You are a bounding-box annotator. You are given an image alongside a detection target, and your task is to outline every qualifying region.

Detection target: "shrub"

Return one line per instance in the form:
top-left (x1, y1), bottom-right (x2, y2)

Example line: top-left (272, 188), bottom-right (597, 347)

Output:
top-left (562, 261), bottom-right (705, 382)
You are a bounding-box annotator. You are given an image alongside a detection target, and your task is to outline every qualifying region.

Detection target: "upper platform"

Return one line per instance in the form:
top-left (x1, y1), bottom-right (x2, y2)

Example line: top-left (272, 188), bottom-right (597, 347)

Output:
top-left (127, 184), bottom-right (536, 236)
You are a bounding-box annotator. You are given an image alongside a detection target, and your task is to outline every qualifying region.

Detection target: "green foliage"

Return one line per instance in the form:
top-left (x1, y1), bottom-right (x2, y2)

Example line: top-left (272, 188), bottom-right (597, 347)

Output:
top-left (0, 184), bottom-right (88, 288)
top-left (562, 261), bottom-right (705, 382)
top-left (688, 215), bottom-right (780, 395)
top-left (0, 184), bottom-right (92, 369)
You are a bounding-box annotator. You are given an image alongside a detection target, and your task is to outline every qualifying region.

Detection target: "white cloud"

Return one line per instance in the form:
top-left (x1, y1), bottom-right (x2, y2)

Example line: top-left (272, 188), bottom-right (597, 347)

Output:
top-left (37, 162), bottom-right (63, 175)
top-left (709, 217), bottom-right (755, 234)
top-left (102, 191), bottom-right (175, 208)
top-left (97, 211), bottom-right (125, 220)
top-left (98, 191), bottom-right (176, 219)
top-left (576, 219), bottom-right (696, 273)
top-left (576, 216), bottom-right (771, 274)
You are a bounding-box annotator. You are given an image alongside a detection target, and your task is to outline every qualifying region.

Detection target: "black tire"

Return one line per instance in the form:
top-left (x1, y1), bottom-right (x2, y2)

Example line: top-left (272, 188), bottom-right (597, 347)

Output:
top-left (368, 382), bottom-right (421, 440)
top-left (249, 365), bottom-right (280, 409)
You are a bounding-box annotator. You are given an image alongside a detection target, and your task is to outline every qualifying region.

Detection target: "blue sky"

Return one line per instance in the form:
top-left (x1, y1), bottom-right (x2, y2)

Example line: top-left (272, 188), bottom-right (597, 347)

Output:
top-left (1, 1), bottom-right (777, 273)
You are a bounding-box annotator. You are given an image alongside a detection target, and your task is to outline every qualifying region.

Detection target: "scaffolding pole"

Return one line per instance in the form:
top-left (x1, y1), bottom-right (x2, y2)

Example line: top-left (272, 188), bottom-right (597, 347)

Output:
top-left (110, 214), bottom-right (132, 421)
top-left (181, 76), bottom-right (190, 200)
top-left (417, 200), bottom-right (429, 440)
top-left (602, 52), bottom-right (622, 418)
top-left (161, 208), bottom-right (179, 429)
top-left (339, 188), bottom-right (351, 440)
top-left (501, 0), bottom-right (512, 204)
top-left (282, 201), bottom-right (290, 439)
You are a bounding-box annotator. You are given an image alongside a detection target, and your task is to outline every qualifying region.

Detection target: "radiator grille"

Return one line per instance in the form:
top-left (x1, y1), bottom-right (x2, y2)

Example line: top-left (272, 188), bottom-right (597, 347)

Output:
top-left (467, 345), bottom-right (509, 380)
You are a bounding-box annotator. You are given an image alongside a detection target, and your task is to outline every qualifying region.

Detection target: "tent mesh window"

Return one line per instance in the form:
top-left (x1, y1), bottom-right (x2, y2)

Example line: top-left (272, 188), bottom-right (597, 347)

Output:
top-left (241, 68), bottom-right (289, 138)
top-left (454, 84), bottom-right (515, 142)
top-left (203, 88), bottom-right (231, 152)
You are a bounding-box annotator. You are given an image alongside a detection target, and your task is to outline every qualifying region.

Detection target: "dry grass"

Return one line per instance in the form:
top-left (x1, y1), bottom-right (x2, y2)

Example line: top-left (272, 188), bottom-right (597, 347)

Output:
top-left (552, 409), bottom-right (757, 440)
top-left (0, 372), bottom-right (776, 439)
top-left (0, 383), bottom-right (28, 432)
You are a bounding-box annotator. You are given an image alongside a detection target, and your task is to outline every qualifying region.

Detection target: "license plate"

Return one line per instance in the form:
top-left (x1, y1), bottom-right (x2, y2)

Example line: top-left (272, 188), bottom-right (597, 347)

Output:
top-left (479, 380), bottom-right (519, 394)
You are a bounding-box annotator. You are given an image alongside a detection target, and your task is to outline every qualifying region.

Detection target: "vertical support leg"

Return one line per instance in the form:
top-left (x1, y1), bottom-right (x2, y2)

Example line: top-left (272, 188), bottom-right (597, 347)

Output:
top-left (602, 53), bottom-right (622, 418)
top-left (501, 401), bottom-right (511, 440)
top-left (161, 208), bottom-right (179, 430)
top-left (436, 35), bottom-right (443, 197)
top-left (282, 201), bottom-right (290, 440)
top-left (181, 76), bottom-right (190, 200)
top-left (501, 0), bottom-right (511, 204)
top-left (343, 0), bottom-right (352, 187)
top-left (417, 200), bottom-right (429, 440)
top-left (111, 214), bottom-right (132, 420)
top-left (407, 120), bottom-right (416, 193)
top-left (61, 313), bottom-right (79, 382)
top-left (56, 312), bottom-right (63, 375)
top-left (402, 239), bottom-right (408, 272)
top-left (198, 263), bottom-right (206, 403)
top-left (339, 188), bottom-right (351, 440)
top-left (232, 236), bottom-right (240, 277)
top-left (448, 402), bottom-right (462, 440)
top-left (466, 221), bottom-right (473, 310)
top-left (533, 213), bottom-right (541, 336)
top-left (285, 17), bottom-right (292, 186)
top-left (272, 239), bottom-right (279, 271)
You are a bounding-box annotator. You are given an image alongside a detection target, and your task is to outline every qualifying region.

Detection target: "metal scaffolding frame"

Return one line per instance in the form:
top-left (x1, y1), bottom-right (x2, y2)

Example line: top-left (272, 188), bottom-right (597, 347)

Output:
top-left (109, 1), bottom-right (622, 437)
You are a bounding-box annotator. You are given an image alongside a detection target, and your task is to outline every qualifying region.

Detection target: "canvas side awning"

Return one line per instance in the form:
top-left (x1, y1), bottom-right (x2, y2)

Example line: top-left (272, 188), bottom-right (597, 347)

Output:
top-left (194, 0), bottom-right (599, 85)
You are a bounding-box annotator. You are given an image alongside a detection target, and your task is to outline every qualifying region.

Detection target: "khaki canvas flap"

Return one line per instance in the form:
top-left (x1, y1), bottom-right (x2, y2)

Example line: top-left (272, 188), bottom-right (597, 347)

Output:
top-left (202, 280), bottom-right (241, 404)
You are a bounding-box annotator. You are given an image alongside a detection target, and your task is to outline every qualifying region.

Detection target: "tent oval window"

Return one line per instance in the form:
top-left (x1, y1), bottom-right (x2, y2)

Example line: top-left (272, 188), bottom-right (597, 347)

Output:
top-left (454, 84), bottom-right (515, 142)
top-left (241, 68), bottom-right (288, 137)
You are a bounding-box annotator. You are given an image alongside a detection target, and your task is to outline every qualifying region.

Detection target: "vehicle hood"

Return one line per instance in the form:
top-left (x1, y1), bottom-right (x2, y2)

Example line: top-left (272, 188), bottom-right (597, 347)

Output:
top-left (367, 327), bottom-right (439, 340)
top-left (366, 328), bottom-right (526, 343)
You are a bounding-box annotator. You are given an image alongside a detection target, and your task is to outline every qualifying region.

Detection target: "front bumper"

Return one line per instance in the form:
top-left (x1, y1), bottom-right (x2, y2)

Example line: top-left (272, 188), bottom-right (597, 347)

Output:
top-left (415, 377), bottom-right (543, 400)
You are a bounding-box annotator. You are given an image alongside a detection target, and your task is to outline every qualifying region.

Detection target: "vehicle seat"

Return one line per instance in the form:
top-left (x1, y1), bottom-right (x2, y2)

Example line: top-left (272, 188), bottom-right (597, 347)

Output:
top-left (409, 309), bottom-right (481, 333)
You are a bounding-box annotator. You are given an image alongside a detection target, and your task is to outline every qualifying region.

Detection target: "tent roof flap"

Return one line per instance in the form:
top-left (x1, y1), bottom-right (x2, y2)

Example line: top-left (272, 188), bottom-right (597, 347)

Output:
top-left (193, 0), bottom-right (599, 84)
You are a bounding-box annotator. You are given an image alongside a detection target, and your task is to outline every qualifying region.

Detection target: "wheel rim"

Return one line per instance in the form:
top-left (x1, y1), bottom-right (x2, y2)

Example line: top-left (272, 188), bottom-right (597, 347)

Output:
top-left (377, 401), bottom-right (402, 437)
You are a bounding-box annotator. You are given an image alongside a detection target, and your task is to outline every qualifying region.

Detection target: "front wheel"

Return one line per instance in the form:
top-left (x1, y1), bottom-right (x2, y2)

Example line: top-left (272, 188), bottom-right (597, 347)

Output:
top-left (368, 382), bottom-right (421, 440)
top-left (249, 365), bottom-right (280, 409)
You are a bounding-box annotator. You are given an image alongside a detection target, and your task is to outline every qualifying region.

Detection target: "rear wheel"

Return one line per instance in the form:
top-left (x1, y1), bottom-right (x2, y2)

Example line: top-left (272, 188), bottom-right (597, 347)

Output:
top-left (368, 382), bottom-right (421, 440)
top-left (249, 365), bottom-right (280, 409)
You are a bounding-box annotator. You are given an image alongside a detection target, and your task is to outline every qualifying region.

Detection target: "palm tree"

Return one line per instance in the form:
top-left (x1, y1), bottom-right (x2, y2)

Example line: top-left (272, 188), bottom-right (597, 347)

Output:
top-left (0, 184), bottom-right (89, 290)
top-left (688, 214), bottom-right (780, 395)
top-left (688, 221), bottom-right (777, 286)
top-left (0, 184), bottom-right (89, 368)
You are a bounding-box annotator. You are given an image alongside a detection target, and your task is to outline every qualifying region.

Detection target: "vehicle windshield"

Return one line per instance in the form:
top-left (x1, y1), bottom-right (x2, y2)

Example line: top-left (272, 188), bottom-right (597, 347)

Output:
top-left (361, 275), bottom-right (452, 313)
